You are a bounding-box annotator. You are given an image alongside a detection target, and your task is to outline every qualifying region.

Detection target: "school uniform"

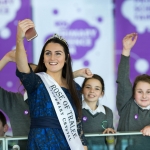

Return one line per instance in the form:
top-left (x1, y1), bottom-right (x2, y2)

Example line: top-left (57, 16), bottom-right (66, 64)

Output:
top-left (82, 100), bottom-right (114, 150)
top-left (116, 55), bottom-right (150, 150)
top-left (0, 87), bottom-right (30, 150)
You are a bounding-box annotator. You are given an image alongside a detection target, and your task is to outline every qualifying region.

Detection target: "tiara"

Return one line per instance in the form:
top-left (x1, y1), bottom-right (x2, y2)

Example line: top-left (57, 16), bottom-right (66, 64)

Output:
top-left (46, 33), bottom-right (68, 47)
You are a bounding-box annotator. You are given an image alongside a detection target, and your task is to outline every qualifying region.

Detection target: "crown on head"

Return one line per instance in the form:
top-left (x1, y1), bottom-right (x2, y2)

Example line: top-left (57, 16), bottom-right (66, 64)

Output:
top-left (46, 33), bottom-right (68, 47)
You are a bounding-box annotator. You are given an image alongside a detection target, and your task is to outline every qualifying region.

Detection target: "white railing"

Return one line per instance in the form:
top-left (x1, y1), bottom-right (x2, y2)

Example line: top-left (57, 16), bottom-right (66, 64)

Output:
top-left (85, 131), bottom-right (142, 137)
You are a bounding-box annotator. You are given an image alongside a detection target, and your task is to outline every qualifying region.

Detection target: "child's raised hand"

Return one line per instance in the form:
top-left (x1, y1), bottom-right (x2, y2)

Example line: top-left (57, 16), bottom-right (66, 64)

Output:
top-left (73, 68), bottom-right (93, 78)
top-left (84, 68), bottom-right (93, 78)
top-left (103, 128), bottom-right (116, 134)
top-left (141, 125), bottom-right (150, 136)
top-left (122, 33), bottom-right (138, 56)
top-left (4, 49), bottom-right (16, 62)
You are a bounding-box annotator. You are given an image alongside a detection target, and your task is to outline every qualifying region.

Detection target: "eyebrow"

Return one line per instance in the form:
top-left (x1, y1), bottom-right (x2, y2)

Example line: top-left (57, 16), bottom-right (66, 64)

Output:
top-left (95, 86), bottom-right (101, 89)
top-left (136, 89), bottom-right (150, 90)
top-left (44, 50), bottom-right (63, 53)
top-left (85, 84), bottom-right (101, 88)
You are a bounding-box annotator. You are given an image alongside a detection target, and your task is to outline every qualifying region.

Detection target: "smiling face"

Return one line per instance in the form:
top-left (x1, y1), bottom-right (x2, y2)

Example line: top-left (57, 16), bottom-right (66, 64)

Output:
top-left (44, 42), bottom-right (66, 75)
top-left (82, 78), bottom-right (104, 103)
top-left (134, 81), bottom-right (150, 108)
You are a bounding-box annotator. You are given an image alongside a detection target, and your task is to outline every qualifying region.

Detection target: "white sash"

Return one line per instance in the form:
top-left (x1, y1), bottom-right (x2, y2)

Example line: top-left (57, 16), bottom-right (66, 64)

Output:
top-left (37, 72), bottom-right (84, 150)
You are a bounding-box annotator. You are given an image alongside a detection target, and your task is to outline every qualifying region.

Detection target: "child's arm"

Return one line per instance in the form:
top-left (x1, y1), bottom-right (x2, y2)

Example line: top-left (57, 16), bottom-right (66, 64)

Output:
top-left (141, 126), bottom-right (150, 136)
top-left (103, 128), bottom-right (116, 145)
top-left (0, 50), bottom-right (16, 71)
top-left (83, 146), bottom-right (88, 150)
top-left (116, 33), bottom-right (138, 114)
top-left (103, 128), bottom-right (116, 134)
top-left (73, 68), bottom-right (93, 78)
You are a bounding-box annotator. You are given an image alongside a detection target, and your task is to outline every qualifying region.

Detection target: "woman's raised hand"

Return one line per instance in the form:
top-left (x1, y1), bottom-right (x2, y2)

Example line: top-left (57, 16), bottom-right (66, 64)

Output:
top-left (17, 19), bottom-right (35, 40)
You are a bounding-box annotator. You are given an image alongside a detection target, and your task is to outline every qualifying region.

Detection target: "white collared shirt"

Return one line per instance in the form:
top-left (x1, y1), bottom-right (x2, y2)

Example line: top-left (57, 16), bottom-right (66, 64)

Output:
top-left (82, 100), bottom-right (106, 115)
top-left (134, 100), bottom-right (150, 110)
top-left (24, 91), bottom-right (28, 101)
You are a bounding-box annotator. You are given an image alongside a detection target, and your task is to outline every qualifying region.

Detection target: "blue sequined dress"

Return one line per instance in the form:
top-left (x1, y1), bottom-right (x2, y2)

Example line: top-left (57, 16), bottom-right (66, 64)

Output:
top-left (16, 68), bottom-right (86, 150)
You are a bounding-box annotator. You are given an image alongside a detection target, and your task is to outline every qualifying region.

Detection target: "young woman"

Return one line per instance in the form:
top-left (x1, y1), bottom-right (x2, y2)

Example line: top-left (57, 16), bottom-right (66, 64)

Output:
top-left (15, 19), bottom-right (88, 150)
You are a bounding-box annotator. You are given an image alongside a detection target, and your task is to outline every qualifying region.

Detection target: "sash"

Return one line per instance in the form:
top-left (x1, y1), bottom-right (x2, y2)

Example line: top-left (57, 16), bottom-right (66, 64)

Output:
top-left (36, 72), bottom-right (84, 150)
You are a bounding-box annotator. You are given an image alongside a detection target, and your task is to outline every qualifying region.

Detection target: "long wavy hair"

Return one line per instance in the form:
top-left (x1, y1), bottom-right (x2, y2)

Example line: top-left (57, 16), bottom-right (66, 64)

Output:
top-left (34, 37), bottom-right (82, 118)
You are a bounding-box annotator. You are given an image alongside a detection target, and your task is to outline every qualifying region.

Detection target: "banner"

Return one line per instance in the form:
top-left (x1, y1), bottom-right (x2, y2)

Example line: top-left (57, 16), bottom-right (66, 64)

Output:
top-left (116, 0), bottom-right (150, 82)
top-left (0, 0), bottom-right (33, 92)
top-left (32, 0), bottom-right (116, 118)
top-left (1, 0), bottom-right (116, 128)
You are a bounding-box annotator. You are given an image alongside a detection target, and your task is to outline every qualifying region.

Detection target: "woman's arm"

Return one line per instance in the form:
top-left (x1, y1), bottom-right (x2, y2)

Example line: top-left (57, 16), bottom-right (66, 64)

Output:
top-left (0, 50), bottom-right (16, 71)
top-left (16, 19), bottom-right (34, 73)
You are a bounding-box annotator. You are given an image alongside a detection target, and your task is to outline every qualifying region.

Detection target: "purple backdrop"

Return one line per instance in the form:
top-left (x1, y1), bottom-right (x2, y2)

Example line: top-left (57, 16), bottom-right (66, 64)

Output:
top-left (0, 0), bottom-right (33, 92)
top-left (116, 0), bottom-right (150, 83)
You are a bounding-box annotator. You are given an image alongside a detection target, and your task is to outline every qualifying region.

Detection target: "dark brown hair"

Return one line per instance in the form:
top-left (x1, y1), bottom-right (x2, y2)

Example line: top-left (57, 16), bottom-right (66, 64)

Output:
top-left (0, 111), bottom-right (6, 126)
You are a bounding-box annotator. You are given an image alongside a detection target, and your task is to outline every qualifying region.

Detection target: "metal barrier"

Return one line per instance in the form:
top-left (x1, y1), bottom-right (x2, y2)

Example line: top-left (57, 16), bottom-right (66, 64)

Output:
top-left (85, 132), bottom-right (144, 150)
top-left (85, 131), bottom-right (142, 137)
top-left (0, 132), bottom-right (147, 150)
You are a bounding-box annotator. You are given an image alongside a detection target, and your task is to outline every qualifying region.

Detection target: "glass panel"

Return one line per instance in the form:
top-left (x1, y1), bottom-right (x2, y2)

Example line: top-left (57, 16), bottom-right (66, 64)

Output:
top-left (85, 132), bottom-right (149, 150)
top-left (5, 137), bottom-right (28, 150)
top-left (0, 137), bottom-right (5, 150)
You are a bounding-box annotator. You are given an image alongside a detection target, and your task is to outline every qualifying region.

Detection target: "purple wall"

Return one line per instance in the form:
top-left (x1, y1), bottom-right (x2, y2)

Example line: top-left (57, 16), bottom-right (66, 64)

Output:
top-left (0, 0), bottom-right (33, 92)
top-left (115, 0), bottom-right (150, 83)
